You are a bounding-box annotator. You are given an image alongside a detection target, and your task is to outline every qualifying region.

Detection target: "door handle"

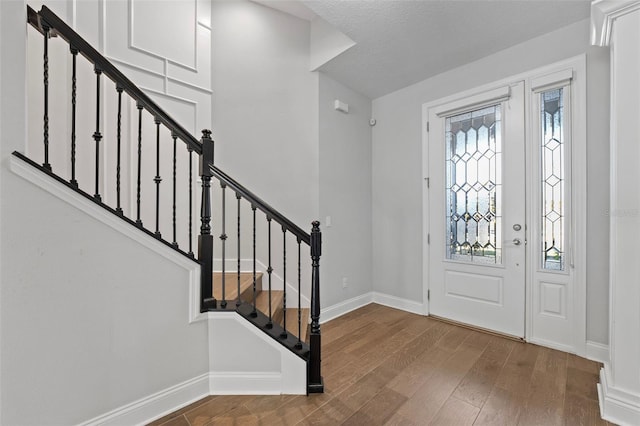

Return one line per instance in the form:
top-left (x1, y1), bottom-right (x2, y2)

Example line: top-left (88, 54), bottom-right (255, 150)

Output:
top-left (513, 238), bottom-right (522, 246)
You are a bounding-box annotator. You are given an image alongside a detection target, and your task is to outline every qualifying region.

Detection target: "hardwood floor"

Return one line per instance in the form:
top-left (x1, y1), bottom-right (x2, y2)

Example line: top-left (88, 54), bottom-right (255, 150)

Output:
top-left (148, 304), bottom-right (611, 426)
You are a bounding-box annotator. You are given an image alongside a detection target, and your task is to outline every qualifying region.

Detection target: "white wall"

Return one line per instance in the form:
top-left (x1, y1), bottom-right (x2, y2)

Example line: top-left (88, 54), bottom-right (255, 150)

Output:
top-left (371, 18), bottom-right (611, 344)
top-left (318, 72), bottom-right (372, 309)
top-left (211, 0), bottom-right (318, 228)
top-left (1, 175), bottom-right (209, 424)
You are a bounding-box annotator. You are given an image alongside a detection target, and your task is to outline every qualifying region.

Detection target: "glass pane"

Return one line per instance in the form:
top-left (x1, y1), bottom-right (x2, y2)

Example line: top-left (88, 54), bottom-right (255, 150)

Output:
top-left (540, 88), bottom-right (565, 271)
top-left (445, 105), bottom-right (502, 264)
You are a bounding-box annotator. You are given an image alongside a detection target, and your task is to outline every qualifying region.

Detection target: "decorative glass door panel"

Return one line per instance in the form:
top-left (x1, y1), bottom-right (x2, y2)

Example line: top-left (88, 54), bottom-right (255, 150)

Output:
top-left (445, 105), bottom-right (502, 264)
top-left (427, 82), bottom-right (526, 338)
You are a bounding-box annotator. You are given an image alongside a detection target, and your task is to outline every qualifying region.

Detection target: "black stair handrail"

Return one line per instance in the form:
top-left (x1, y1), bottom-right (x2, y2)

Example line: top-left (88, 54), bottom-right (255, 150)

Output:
top-left (210, 165), bottom-right (311, 245)
top-left (27, 5), bottom-right (202, 155)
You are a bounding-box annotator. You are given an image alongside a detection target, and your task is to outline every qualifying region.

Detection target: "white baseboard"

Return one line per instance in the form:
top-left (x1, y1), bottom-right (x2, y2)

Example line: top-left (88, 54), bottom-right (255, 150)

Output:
top-left (79, 373), bottom-right (210, 426)
top-left (320, 293), bottom-right (373, 323)
top-left (209, 372), bottom-right (282, 395)
top-left (598, 365), bottom-right (640, 426)
top-left (586, 340), bottom-right (609, 364)
top-left (320, 291), bottom-right (425, 324)
top-left (372, 292), bottom-right (425, 315)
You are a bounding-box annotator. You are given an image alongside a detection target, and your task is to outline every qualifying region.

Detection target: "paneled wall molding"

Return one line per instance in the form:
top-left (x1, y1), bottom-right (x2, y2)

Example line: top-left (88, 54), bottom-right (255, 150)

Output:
top-left (129, 0), bottom-right (198, 71)
top-left (107, 55), bottom-right (213, 94)
top-left (591, 0), bottom-right (640, 46)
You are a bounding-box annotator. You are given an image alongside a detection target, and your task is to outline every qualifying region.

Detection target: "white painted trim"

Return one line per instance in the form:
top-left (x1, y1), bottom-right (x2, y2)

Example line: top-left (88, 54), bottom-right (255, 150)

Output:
top-left (79, 373), bottom-right (210, 426)
top-left (591, 0), bottom-right (640, 46)
top-left (530, 68), bottom-right (573, 93)
top-left (372, 292), bottom-right (425, 316)
top-left (598, 366), bottom-right (640, 425)
top-left (209, 372), bottom-right (282, 395)
top-left (434, 85), bottom-right (510, 118)
top-left (586, 340), bottom-right (610, 364)
top-left (320, 293), bottom-right (373, 323)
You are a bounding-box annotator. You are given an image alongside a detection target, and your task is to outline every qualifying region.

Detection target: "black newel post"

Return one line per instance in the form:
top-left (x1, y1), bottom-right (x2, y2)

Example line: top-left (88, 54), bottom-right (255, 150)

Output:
top-left (199, 129), bottom-right (216, 311)
top-left (308, 221), bottom-right (324, 393)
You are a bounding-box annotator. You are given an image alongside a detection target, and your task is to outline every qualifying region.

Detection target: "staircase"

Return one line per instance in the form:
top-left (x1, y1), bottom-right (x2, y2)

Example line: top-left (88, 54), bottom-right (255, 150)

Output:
top-left (213, 272), bottom-right (310, 343)
top-left (20, 4), bottom-right (323, 397)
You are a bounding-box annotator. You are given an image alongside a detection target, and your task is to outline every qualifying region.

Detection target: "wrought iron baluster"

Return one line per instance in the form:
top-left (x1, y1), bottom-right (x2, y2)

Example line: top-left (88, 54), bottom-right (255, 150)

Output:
top-left (236, 193), bottom-right (241, 306)
top-left (266, 217), bottom-right (273, 328)
top-left (187, 146), bottom-right (194, 257)
top-left (281, 227), bottom-right (287, 339)
top-left (296, 238), bottom-right (302, 348)
top-left (154, 119), bottom-right (162, 238)
top-left (70, 47), bottom-right (78, 186)
top-left (171, 133), bottom-right (178, 247)
top-left (135, 104), bottom-right (143, 227)
top-left (43, 25), bottom-right (51, 171)
top-left (93, 67), bottom-right (103, 201)
top-left (115, 86), bottom-right (123, 214)
top-left (220, 183), bottom-right (228, 308)
top-left (251, 205), bottom-right (257, 317)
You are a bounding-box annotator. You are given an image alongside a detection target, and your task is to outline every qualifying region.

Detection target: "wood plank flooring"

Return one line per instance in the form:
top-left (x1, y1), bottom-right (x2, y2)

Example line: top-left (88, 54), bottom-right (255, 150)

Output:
top-left (148, 304), bottom-right (612, 426)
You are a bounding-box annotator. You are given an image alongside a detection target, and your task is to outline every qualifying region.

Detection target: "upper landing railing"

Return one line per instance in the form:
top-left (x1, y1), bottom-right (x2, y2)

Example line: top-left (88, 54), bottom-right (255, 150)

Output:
top-left (23, 5), bottom-right (323, 393)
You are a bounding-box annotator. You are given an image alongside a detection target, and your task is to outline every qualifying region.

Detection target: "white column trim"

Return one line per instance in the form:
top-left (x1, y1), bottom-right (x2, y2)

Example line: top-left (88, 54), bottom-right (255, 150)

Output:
top-left (598, 366), bottom-right (640, 425)
top-left (591, 0), bottom-right (640, 46)
top-left (596, 1), bottom-right (640, 423)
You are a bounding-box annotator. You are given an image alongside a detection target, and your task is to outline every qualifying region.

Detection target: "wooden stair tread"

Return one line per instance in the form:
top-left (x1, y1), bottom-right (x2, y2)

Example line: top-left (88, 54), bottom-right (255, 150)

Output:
top-left (212, 272), bottom-right (262, 301)
top-left (282, 308), bottom-right (310, 342)
top-left (255, 290), bottom-right (284, 318)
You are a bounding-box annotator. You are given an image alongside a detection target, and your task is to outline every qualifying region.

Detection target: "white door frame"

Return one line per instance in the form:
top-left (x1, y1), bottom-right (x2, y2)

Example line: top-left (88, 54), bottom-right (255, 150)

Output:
top-left (422, 55), bottom-right (587, 356)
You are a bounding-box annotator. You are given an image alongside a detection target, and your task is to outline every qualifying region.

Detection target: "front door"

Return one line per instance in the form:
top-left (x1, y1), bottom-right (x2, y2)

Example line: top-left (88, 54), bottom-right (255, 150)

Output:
top-left (427, 82), bottom-right (526, 338)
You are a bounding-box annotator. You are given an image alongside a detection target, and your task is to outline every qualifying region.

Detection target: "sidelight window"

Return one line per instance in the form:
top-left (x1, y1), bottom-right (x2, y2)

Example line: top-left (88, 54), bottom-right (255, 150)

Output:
top-left (540, 88), bottom-right (566, 271)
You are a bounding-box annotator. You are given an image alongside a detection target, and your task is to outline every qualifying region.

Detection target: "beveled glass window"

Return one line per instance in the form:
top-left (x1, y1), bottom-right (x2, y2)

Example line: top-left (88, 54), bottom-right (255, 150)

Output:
top-left (540, 88), bottom-right (565, 271)
top-left (445, 105), bottom-right (502, 264)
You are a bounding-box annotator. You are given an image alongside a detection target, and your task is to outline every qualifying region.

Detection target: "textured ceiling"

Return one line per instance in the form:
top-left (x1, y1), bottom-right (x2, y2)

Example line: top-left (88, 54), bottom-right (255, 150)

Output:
top-left (301, 0), bottom-right (591, 99)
